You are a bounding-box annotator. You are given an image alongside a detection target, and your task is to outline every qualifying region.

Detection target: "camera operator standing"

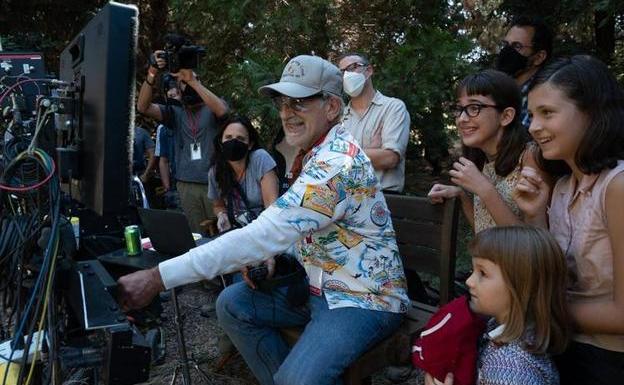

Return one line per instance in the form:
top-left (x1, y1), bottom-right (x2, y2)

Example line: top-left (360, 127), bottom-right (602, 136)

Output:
top-left (137, 35), bottom-right (229, 234)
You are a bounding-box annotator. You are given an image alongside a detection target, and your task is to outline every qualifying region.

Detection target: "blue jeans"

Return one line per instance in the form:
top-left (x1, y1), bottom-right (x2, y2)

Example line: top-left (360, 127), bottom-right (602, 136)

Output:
top-left (216, 282), bottom-right (404, 385)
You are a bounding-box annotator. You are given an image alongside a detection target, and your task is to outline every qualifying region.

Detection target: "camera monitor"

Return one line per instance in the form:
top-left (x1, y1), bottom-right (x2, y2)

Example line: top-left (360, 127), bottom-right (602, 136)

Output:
top-left (0, 52), bottom-right (48, 114)
top-left (58, 2), bottom-right (138, 216)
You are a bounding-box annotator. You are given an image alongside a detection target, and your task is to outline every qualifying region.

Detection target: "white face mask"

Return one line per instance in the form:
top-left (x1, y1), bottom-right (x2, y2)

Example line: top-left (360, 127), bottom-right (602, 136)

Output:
top-left (343, 71), bottom-right (366, 97)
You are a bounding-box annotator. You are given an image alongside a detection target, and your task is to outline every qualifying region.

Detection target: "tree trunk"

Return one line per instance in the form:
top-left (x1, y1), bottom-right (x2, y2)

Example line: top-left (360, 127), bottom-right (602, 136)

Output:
top-left (136, 0), bottom-right (169, 78)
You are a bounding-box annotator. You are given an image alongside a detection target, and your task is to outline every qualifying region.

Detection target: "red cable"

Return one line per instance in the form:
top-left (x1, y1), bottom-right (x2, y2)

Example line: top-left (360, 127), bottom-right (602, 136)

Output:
top-left (0, 78), bottom-right (49, 107)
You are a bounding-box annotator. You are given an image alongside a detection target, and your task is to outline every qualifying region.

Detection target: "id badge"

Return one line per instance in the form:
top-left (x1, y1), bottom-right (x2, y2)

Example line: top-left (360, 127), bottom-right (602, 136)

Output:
top-left (305, 264), bottom-right (323, 296)
top-left (190, 143), bottom-right (202, 160)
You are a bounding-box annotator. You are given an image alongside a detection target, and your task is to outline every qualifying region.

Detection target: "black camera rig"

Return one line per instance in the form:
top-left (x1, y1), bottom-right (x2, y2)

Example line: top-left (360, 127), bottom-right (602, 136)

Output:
top-left (0, 4), bottom-right (156, 385)
top-left (159, 34), bottom-right (205, 73)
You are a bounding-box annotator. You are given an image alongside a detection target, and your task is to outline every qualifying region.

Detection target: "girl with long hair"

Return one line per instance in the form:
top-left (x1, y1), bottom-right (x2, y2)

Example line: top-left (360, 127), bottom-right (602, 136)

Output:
top-left (514, 55), bottom-right (624, 384)
top-left (428, 70), bottom-right (549, 232)
top-left (427, 226), bottom-right (570, 385)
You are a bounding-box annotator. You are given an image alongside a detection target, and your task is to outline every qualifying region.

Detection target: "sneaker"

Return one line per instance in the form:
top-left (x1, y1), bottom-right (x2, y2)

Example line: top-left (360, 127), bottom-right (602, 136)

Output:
top-left (199, 303), bottom-right (216, 318)
top-left (384, 365), bottom-right (415, 383)
top-left (217, 333), bottom-right (235, 356)
top-left (201, 278), bottom-right (224, 293)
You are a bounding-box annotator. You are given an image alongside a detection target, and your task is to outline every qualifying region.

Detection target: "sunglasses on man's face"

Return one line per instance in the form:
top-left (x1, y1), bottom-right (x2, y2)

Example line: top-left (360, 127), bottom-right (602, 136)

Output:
top-left (271, 94), bottom-right (324, 112)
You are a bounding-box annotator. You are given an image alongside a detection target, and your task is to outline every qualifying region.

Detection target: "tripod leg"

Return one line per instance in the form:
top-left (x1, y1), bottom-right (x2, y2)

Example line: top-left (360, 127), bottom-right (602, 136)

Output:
top-left (190, 357), bottom-right (213, 385)
top-left (170, 365), bottom-right (179, 385)
top-left (171, 288), bottom-right (192, 385)
top-left (191, 359), bottom-right (212, 383)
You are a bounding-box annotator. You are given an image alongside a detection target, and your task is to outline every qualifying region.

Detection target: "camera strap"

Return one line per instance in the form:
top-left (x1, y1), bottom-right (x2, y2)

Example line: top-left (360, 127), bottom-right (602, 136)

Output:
top-left (226, 181), bottom-right (256, 228)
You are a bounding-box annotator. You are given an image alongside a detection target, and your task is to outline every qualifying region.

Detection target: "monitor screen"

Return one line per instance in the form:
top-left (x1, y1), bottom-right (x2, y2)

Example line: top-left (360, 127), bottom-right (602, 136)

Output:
top-left (58, 2), bottom-right (138, 216)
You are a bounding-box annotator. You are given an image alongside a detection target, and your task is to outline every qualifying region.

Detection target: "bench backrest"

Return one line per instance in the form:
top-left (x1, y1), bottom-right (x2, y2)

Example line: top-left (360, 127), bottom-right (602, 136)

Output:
top-left (384, 195), bottom-right (459, 305)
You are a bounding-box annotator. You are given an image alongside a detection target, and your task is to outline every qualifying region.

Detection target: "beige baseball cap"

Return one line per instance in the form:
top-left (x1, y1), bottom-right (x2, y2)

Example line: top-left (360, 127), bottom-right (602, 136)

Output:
top-left (258, 55), bottom-right (342, 98)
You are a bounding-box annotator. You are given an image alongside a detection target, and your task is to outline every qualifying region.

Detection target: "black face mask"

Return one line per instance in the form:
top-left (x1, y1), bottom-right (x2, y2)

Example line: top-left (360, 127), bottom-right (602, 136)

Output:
top-left (165, 98), bottom-right (182, 107)
top-left (181, 84), bottom-right (202, 106)
top-left (222, 139), bottom-right (249, 161)
top-left (496, 45), bottom-right (530, 76)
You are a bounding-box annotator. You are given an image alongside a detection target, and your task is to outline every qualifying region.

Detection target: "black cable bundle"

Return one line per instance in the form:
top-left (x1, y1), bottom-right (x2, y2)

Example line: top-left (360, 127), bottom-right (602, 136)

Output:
top-left (0, 147), bottom-right (61, 385)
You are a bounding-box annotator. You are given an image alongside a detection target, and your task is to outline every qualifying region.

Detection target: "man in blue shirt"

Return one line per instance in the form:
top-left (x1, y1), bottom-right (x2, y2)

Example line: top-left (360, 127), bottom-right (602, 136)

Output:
top-left (133, 126), bottom-right (156, 183)
top-left (154, 84), bottom-right (181, 208)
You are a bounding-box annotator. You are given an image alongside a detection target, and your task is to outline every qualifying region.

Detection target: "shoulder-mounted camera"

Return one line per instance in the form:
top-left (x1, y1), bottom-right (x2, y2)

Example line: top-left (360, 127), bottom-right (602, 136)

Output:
top-left (159, 34), bottom-right (206, 73)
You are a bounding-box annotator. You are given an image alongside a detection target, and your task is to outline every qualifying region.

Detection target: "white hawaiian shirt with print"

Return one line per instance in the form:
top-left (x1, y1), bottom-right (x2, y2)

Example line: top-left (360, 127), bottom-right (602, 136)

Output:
top-left (159, 124), bottom-right (409, 313)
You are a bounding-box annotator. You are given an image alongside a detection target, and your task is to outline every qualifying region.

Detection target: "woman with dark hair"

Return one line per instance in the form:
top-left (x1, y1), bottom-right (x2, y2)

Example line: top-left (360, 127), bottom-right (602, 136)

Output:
top-left (428, 69), bottom-right (549, 232)
top-left (206, 114), bottom-right (280, 355)
top-left (515, 55), bottom-right (624, 384)
top-left (208, 114), bottom-right (279, 232)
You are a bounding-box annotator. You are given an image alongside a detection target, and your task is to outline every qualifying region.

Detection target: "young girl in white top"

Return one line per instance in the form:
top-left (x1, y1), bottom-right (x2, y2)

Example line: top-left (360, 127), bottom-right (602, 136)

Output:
top-left (514, 55), bottom-right (624, 384)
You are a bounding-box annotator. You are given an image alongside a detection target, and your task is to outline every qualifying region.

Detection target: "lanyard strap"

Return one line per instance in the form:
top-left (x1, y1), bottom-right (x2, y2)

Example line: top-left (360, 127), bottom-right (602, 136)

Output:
top-left (185, 109), bottom-right (200, 142)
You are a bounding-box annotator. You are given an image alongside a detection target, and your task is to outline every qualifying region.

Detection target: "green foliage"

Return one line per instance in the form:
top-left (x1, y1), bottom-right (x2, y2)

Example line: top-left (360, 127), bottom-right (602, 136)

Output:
top-left (3, 0), bottom-right (623, 167)
top-left (0, 0), bottom-right (107, 70)
top-left (164, 0), bottom-right (474, 160)
top-left (165, 0), bottom-right (337, 144)
top-left (376, 26), bottom-right (476, 169)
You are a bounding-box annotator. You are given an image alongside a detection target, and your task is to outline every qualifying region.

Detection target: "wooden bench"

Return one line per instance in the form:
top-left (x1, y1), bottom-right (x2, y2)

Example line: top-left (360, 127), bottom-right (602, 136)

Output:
top-left (282, 195), bottom-right (460, 385)
top-left (341, 195), bottom-right (460, 385)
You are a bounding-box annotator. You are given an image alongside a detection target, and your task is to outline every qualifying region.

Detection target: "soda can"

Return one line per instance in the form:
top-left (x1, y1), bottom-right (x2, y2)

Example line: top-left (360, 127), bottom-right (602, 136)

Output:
top-left (124, 225), bottom-right (142, 256)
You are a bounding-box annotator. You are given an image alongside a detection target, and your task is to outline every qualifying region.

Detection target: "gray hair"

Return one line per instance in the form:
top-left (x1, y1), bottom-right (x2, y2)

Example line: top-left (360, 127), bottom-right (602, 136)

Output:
top-left (322, 91), bottom-right (344, 125)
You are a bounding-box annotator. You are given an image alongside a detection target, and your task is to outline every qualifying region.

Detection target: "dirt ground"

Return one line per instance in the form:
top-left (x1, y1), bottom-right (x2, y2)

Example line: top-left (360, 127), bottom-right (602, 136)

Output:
top-left (141, 285), bottom-right (259, 385)
top-left (142, 284), bottom-right (426, 385)
top-left (141, 159), bottom-right (442, 385)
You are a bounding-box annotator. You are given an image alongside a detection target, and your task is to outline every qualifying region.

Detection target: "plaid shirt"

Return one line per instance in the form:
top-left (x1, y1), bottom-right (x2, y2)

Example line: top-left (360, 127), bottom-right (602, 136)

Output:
top-left (477, 320), bottom-right (559, 385)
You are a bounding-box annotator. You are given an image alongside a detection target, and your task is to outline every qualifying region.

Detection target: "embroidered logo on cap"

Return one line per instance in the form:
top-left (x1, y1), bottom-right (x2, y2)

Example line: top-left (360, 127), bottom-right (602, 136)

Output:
top-left (282, 60), bottom-right (305, 79)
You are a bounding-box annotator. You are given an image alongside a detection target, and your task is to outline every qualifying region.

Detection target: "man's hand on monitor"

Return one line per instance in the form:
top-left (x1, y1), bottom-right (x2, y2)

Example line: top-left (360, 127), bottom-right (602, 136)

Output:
top-left (216, 211), bottom-right (231, 232)
top-left (117, 267), bottom-right (165, 311)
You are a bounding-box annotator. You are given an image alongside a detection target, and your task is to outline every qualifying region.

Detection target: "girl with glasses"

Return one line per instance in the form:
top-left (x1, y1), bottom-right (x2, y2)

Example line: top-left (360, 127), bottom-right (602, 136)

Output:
top-left (428, 69), bottom-right (549, 232)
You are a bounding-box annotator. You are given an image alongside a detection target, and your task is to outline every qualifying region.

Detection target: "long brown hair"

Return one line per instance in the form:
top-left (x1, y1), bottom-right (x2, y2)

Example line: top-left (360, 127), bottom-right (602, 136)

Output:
top-left (469, 226), bottom-right (570, 354)
top-left (211, 114), bottom-right (262, 200)
top-left (529, 55), bottom-right (624, 176)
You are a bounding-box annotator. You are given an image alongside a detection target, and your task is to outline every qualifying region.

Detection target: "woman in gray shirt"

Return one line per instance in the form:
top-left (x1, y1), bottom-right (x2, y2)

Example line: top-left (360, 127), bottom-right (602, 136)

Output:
top-left (208, 115), bottom-right (279, 232)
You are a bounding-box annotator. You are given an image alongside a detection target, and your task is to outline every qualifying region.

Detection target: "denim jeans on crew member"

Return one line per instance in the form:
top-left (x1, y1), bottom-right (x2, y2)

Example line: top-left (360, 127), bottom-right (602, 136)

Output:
top-left (216, 282), bottom-right (404, 385)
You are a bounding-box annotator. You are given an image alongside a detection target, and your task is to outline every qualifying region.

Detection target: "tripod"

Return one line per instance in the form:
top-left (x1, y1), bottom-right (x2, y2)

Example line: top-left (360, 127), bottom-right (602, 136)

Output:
top-left (169, 287), bottom-right (212, 385)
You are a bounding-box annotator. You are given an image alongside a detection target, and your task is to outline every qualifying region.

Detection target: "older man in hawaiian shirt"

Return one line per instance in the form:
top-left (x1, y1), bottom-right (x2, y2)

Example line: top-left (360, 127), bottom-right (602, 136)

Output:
top-left (117, 55), bottom-right (408, 385)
